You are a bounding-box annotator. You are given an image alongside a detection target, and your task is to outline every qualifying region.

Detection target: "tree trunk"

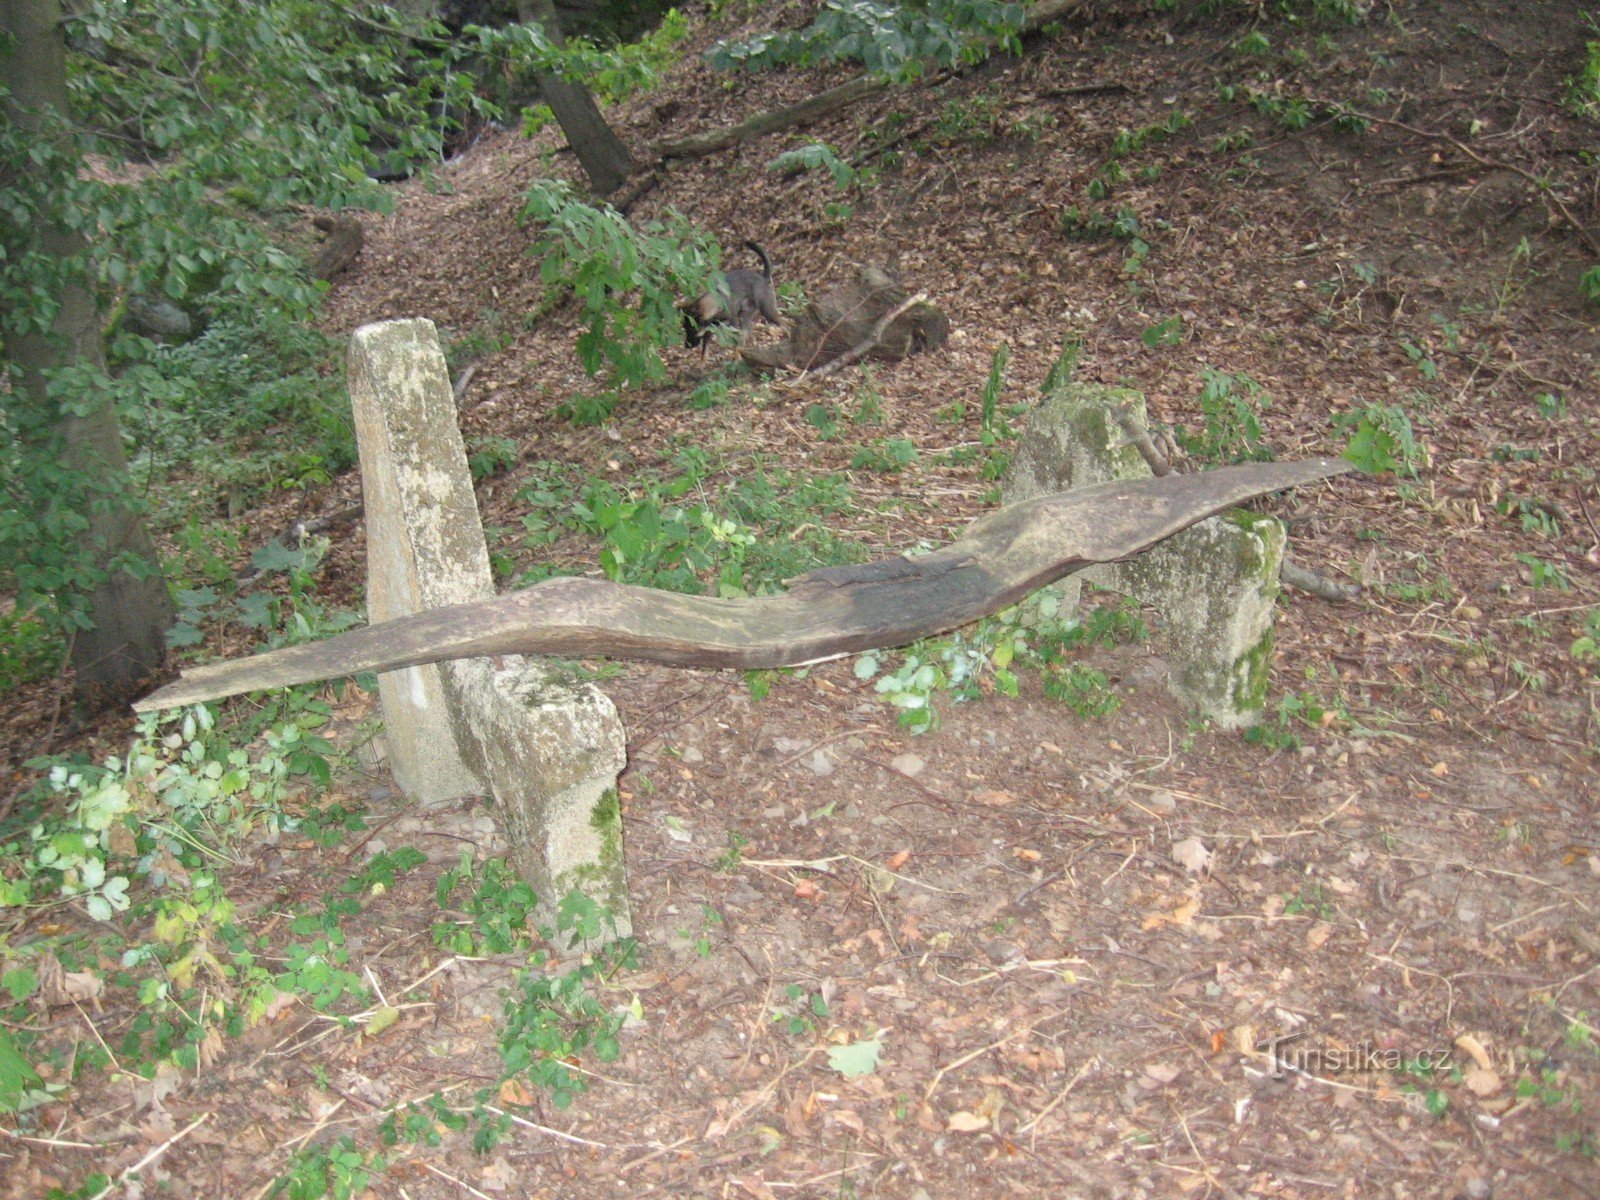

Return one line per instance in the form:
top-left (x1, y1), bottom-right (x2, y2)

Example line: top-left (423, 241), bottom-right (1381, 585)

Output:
top-left (0, 0), bottom-right (174, 697)
top-left (517, 0), bottom-right (635, 196)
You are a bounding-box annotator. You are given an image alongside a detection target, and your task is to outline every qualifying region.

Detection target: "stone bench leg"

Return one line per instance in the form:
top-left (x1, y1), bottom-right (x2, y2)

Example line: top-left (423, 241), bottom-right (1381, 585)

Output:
top-left (349, 318), bottom-right (631, 944)
top-left (1006, 382), bottom-right (1285, 729)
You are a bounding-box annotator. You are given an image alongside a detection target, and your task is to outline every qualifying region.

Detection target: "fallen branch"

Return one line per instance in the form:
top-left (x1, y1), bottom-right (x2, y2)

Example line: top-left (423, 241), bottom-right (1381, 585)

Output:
top-left (801, 292), bottom-right (926, 378)
top-left (1281, 560), bottom-right (1364, 602)
top-left (135, 460), bottom-right (1351, 711)
top-left (653, 76), bottom-right (887, 162)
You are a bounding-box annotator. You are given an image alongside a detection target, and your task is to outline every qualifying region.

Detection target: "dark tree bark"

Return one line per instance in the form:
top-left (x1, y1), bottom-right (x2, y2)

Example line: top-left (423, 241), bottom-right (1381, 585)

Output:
top-left (0, 0), bottom-right (175, 697)
top-left (517, 0), bottom-right (635, 195)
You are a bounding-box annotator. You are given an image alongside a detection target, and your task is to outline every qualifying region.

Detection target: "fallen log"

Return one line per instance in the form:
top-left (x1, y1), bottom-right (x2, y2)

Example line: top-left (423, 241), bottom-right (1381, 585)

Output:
top-left (134, 459), bottom-right (1352, 712)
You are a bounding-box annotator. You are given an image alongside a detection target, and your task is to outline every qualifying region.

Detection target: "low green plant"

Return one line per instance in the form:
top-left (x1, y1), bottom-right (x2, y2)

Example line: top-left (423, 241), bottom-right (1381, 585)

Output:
top-left (516, 460), bottom-right (861, 596)
top-left (1179, 371), bottom-right (1273, 463)
top-left (768, 140), bottom-right (857, 188)
top-left (706, 0), bottom-right (1027, 83)
top-left (1572, 610), bottom-right (1600, 663)
top-left (271, 1136), bottom-right (384, 1200)
top-left (499, 934), bottom-right (634, 1109)
top-left (1566, 18), bottom-right (1600, 120)
top-left (853, 595), bottom-right (1144, 732)
top-left (1580, 265), bottom-right (1600, 307)
top-left (1141, 315), bottom-right (1184, 348)
top-left (1043, 663), bottom-right (1119, 717)
top-left (774, 982), bottom-right (830, 1037)
top-left (0, 608), bottom-right (63, 691)
top-left (433, 853), bottom-right (538, 956)
top-left (1335, 402), bottom-right (1425, 477)
top-left (850, 438), bottom-right (919, 472)
top-left (468, 435), bottom-right (519, 481)
top-left (805, 403), bottom-right (841, 439)
top-left (1283, 882), bottom-right (1335, 919)
top-left (1244, 689), bottom-right (1346, 750)
top-left (0, 706), bottom-right (329, 920)
top-left (1517, 553), bottom-right (1570, 591)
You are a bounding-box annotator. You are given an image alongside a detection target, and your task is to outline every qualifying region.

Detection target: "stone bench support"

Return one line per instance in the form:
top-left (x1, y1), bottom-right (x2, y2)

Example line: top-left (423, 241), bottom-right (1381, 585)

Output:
top-left (1005, 383), bottom-right (1286, 728)
top-left (348, 319), bottom-right (629, 943)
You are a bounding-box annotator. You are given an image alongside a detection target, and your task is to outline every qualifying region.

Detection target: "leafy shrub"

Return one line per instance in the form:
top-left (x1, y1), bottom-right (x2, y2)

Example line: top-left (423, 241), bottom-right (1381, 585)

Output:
top-left (0, 706), bottom-right (332, 921)
top-left (522, 180), bottom-right (720, 394)
top-left (1180, 371), bottom-right (1273, 463)
top-left (768, 141), bottom-right (857, 188)
top-left (1334, 402), bottom-right (1425, 477)
top-left (707, 0), bottom-right (1027, 82)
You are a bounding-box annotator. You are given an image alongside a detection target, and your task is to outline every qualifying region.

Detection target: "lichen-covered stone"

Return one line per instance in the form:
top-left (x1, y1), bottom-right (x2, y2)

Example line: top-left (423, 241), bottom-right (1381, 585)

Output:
top-left (444, 657), bottom-right (631, 944)
top-left (1007, 377), bottom-right (1286, 728)
top-left (350, 318), bottom-right (631, 945)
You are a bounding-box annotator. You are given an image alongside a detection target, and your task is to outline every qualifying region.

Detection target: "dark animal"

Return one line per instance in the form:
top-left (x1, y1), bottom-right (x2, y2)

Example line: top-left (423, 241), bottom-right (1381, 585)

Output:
top-left (681, 241), bottom-right (782, 352)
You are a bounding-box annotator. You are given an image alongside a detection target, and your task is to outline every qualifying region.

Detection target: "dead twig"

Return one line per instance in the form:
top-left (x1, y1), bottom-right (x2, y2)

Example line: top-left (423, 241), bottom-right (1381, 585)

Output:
top-left (89, 1112), bottom-right (211, 1200)
top-left (1281, 560), bottom-right (1364, 602)
top-left (1344, 107), bottom-right (1600, 257)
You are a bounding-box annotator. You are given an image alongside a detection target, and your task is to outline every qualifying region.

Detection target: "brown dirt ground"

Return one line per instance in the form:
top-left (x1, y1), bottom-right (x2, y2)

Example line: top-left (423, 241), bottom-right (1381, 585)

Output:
top-left (5, 1), bottom-right (1600, 1198)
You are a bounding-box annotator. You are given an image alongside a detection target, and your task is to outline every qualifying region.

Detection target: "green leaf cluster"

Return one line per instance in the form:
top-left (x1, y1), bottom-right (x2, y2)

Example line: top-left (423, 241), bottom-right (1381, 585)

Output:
top-left (707, 0), bottom-right (1026, 83)
top-left (522, 179), bottom-right (721, 392)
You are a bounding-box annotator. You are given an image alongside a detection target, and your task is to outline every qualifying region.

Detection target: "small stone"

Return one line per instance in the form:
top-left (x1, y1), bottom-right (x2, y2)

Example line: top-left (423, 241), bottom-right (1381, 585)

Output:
top-left (807, 750), bottom-right (835, 777)
top-left (891, 753), bottom-right (926, 776)
top-left (682, 747), bottom-right (704, 764)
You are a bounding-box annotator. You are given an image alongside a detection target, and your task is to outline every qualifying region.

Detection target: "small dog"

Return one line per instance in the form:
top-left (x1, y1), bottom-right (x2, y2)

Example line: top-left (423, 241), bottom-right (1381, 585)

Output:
top-left (680, 241), bottom-right (782, 353)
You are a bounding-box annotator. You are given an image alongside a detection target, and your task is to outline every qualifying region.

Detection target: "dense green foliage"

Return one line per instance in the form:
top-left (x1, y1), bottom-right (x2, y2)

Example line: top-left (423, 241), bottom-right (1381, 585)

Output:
top-left (0, 0), bottom-right (646, 653)
top-left (707, 0), bottom-right (1026, 82)
top-left (522, 178), bottom-right (722, 406)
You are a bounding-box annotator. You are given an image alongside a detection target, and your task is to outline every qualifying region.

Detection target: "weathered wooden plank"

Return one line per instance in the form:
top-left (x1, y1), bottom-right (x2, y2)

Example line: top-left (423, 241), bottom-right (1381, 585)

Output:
top-left (134, 459), bottom-right (1352, 712)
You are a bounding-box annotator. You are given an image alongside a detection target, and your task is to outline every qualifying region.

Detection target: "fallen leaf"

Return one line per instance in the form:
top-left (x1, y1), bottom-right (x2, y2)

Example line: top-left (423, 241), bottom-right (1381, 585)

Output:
top-left (890, 753), bottom-right (925, 776)
top-left (498, 1077), bottom-right (534, 1107)
top-left (1171, 838), bottom-right (1212, 875)
top-left (1463, 1066), bottom-right (1502, 1098)
top-left (972, 789), bottom-right (1016, 807)
top-left (946, 1110), bottom-right (989, 1132)
top-left (829, 1108), bottom-right (866, 1134)
top-left (1141, 1062), bottom-right (1182, 1087)
top-left (364, 1005), bottom-right (401, 1038)
top-left (197, 1027), bottom-right (225, 1070)
top-left (1142, 897), bottom-right (1200, 930)
top-left (827, 1038), bottom-right (883, 1078)
top-left (133, 1062), bottom-right (183, 1110)
top-left (734, 1176), bottom-right (779, 1200)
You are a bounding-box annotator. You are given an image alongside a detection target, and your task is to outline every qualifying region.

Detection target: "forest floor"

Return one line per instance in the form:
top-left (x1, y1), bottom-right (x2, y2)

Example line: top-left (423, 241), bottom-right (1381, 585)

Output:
top-left (5, 1), bottom-right (1600, 1198)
